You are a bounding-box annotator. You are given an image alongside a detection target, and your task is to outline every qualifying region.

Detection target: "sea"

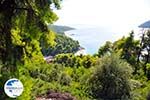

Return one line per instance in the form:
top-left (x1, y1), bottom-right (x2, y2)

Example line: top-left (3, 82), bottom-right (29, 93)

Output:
top-left (65, 27), bottom-right (124, 55)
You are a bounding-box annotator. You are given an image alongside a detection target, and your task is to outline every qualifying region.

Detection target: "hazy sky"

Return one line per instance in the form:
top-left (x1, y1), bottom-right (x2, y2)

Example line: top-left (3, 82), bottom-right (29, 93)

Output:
top-left (54, 0), bottom-right (150, 34)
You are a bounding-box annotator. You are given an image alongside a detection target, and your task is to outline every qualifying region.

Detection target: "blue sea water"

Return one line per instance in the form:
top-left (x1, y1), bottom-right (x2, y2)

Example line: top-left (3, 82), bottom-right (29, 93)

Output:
top-left (65, 27), bottom-right (120, 54)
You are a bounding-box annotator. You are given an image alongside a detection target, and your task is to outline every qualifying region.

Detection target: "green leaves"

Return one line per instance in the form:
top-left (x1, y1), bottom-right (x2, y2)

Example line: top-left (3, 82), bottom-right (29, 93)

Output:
top-left (0, 0), bottom-right (61, 99)
top-left (54, 53), bottom-right (96, 68)
top-left (11, 28), bottom-right (25, 46)
top-left (42, 34), bottom-right (80, 56)
top-left (89, 54), bottom-right (132, 99)
top-left (97, 41), bottom-right (113, 57)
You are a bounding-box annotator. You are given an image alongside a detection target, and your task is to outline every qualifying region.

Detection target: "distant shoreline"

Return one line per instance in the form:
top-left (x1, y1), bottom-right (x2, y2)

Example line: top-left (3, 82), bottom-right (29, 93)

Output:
top-left (64, 31), bottom-right (87, 55)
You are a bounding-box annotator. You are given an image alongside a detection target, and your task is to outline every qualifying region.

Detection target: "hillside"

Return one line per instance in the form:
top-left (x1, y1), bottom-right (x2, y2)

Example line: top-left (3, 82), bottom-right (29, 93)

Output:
top-left (48, 25), bottom-right (75, 34)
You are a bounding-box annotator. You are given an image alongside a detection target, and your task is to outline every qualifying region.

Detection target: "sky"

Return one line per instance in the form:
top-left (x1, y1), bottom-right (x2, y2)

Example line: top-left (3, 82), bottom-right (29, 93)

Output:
top-left (54, 0), bottom-right (150, 35)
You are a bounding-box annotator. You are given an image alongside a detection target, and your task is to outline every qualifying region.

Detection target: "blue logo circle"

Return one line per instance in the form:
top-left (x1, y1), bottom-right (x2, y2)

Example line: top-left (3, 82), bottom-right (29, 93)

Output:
top-left (4, 78), bottom-right (24, 98)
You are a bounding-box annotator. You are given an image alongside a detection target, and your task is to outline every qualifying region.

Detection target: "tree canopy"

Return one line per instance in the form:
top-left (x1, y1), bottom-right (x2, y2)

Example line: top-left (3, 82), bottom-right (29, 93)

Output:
top-left (0, 0), bottom-right (62, 74)
top-left (0, 0), bottom-right (61, 99)
top-left (42, 34), bottom-right (80, 56)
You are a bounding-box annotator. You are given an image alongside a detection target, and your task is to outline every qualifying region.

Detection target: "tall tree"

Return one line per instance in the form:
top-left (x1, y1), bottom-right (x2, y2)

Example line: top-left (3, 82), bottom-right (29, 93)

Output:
top-left (97, 32), bottom-right (140, 74)
top-left (113, 31), bottom-right (139, 65)
top-left (140, 30), bottom-right (150, 74)
top-left (0, 0), bottom-right (61, 99)
top-left (97, 41), bottom-right (112, 57)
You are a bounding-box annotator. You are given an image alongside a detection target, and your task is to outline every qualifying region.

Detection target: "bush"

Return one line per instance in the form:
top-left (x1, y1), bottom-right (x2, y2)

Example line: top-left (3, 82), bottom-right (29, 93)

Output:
top-left (131, 81), bottom-right (150, 100)
top-left (28, 63), bottom-right (64, 82)
top-left (59, 72), bottom-right (72, 86)
top-left (54, 54), bottom-right (96, 68)
top-left (18, 76), bottom-right (34, 100)
top-left (88, 54), bottom-right (132, 100)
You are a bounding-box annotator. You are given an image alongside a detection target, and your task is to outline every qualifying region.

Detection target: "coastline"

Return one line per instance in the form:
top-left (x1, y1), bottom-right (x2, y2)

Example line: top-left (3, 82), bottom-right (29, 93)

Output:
top-left (64, 31), bottom-right (87, 55)
top-left (63, 28), bottom-right (112, 55)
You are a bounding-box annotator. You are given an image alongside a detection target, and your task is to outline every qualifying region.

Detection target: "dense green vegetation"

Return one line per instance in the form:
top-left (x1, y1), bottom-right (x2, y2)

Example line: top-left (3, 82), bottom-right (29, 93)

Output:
top-left (89, 54), bottom-right (132, 99)
top-left (0, 0), bottom-right (60, 99)
top-left (42, 34), bottom-right (80, 56)
top-left (1, 0), bottom-right (150, 100)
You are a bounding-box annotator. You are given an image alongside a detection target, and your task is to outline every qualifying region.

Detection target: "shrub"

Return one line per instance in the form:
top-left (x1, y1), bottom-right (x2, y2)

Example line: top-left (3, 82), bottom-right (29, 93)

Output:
top-left (59, 72), bottom-right (72, 86)
top-left (88, 54), bottom-right (132, 100)
top-left (18, 76), bottom-right (34, 100)
top-left (54, 54), bottom-right (96, 68)
top-left (28, 63), bottom-right (63, 82)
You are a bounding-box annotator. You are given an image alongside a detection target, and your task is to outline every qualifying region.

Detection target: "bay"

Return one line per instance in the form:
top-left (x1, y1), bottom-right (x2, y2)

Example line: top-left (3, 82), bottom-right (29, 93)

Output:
top-left (65, 27), bottom-right (120, 54)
